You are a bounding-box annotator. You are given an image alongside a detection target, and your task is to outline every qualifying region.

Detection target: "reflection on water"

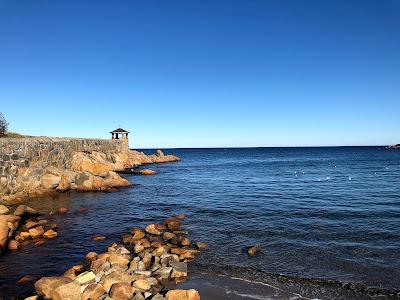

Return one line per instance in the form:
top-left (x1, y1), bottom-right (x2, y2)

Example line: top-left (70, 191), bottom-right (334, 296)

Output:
top-left (0, 147), bottom-right (399, 299)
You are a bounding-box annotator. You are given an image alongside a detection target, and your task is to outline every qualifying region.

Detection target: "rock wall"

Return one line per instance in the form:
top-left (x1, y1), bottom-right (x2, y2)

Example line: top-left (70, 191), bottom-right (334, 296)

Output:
top-left (0, 137), bottom-right (179, 202)
top-left (0, 137), bottom-right (131, 201)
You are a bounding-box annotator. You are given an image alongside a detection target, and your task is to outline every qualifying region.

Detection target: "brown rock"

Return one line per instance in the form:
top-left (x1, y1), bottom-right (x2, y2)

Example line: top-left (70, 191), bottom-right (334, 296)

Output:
top-left (43, 229), bottom-right (57, 239)
top-left (24, 220), bottom-right (39, 230)
top-left (56, 171), bottom-right (76, 191)
top-left (110, 282), bottom-right (135, 300)
top-left (63, 268), bottom-right (77, 280)
top-left (51, 280), bottom-right (81, 300)
top-left (99, 270), bottom-right (133, 293)
top-left (139, 169), bottom-right (157, 175)
top-left (131, 228), bottom-right (146, 240)
top-left (108, 253), bottom-right (130, 268)
top-left (90, 253), bottom-right (111, 273)
top-left (14, 205), bottom-right (38, 217)
top-left (86, 251), bottom-right (98, 262)
top-left (153, 245), bottom-right (168, 257)
top-left (29, 226), bottom-right (44, 239)
top-left (41, 173), bottom-right (61, 189)
top-left (133, 279), bottom-right (151, 291)
top-left (82, 283), bottom-right (106, 300)
top-left (74, 271), bottom-right (96, 285)
top-left (145, 224), bottom-right (161, 235)
top-left (0, 216), bottom-right (9, 250)
top-left (247, 245), bottom-right (261, 257)
top-left (121, 233), bottom-right (132, 244)
top-left (56, 207), bottom-right (69, 215)
top-left (163, 232), bottom-right (176, 241)
top-left (8, 239), bottom-right (19, 250)
top-left (17, 275), bottom-right (34, 285)
top-left (35, 276), bottom-right (72, 298)
top-left (0, 205), bottom-right (10, 215)
top-left (19, 231), bottom-right (31, 240)
top-left (165, 289), bottom-right (201, 300)
top-left (93, 235), bottom-right (106, 241)
top-left (155, 224), bottom-right (168, 231)
top-left (170, 262), bottom-right (188, 278)
top-left (180, 237), bottom-right (191, 247)
top-left (165, 218), bottom-right (181, 231)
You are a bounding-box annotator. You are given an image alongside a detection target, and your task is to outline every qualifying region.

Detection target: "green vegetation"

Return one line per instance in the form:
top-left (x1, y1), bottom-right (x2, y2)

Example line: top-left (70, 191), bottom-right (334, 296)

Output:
top-left (0, 112), bottom-right (8, 136)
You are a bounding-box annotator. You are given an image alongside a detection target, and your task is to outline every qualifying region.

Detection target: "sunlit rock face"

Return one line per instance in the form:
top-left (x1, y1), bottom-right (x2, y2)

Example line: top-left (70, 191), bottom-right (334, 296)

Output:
top-left (0, 137), bottom-right (180, 202)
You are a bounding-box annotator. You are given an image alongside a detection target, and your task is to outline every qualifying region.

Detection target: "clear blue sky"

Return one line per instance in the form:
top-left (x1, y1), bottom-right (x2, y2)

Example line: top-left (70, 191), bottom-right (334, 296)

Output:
top-left (0, 0), bottom-right (399, 148)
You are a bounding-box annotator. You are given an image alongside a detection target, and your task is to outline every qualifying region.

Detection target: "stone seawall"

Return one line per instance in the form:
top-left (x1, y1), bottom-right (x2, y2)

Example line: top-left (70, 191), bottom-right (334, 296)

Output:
top-left (0, 137), bottom-right (179, 202)
top-left (0, 137), bottom-right (129, 199)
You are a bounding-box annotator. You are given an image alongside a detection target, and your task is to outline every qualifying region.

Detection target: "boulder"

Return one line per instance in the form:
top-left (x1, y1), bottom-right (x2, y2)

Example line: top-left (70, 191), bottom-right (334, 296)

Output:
top-left (132, 293), bottom-right (145, 300)
top-left (51, 280), bottom-right (81, 300)
top-left (155, 150), bottom-right (164, 157)
top-left (162, 232), bottom-right (176, 241)
top-left (154, 267), bottom-right (172, 279)
top-left (93, 235), bottom-right (106, 241)
top-left (108, 253), bottom-right (130, 268)
top-left (165, 289), bottom-right (200, 300)
top-left (145, 224), bottom-right (161, 235)
top-left (85, 251), bottom-right (98, 262)
top-left (24, 220), bottom-right (39, 230)
top-left (14, 205), bottom-right (38, 217)
top-left (0, 216), bottom-right (9, 250)
top-left (17, 275), bottom-right (35, 285)
top-left (28, 226), bottom-right (44, 239)
top-left (131, 228), bottom-right (145, 240)
top-left (132, 279), bottom-right (151, 291)
top-left (71, 151), bottom-right (114, 177)
top-left (0, 205), bottom-right (9, 215)
top-left (43, 229), bottom-right (57, 239)
top-left (247, 245), bottom-right (261, 257)
top-left (180, 237), bottom-right (191, 247)
top-left (139, 169), bottom-right (157, 175)
top-left (109, 282), bottom-right (135, 300)
top-left (56, 171), bottom-right (76, 191)
top-left (82, 283), bottom-right (106, 300)
top-left (164, 218), bottom-right (181, 231)
top-left (102, 171), bottom-right (130, 189)
top-left (35, 276), bottom-right (72, 298)
top-left (170, 262), bottom-right (187, 278)
top-left (99, 271), bottom-right (133, 293)
top-left (8, 239), bottom-right (19, 250)
top-left (19, 231), bottom-right (31, 240)
top-left (74, 271), bottom-right (96, 286)
top-left (41, 173), bottom-right (61, 189)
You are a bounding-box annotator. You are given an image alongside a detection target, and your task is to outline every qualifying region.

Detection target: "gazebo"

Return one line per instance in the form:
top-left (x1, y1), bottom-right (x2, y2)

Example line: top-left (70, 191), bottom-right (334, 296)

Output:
top-left (110, 128), bottom-right (129, 140)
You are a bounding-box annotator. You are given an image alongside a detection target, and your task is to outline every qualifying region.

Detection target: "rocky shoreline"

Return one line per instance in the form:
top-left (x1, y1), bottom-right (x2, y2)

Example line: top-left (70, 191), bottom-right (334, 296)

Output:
top-left (0, 204), bottom-right (59, 253)
top-left (1, 148), bottom-right (180, 203)
top-left (24, 215), bottom-right (203, 300)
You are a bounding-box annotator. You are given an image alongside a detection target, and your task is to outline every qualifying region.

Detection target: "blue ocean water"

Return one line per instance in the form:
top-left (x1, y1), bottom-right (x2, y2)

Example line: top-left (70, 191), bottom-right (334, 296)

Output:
top-left (0, 147), bottom-right (399, 298)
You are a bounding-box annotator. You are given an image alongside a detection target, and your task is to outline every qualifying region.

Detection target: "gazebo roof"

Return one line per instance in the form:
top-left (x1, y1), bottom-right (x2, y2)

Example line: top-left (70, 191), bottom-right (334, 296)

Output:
top-left (110, 128), bottom-right (130, 134)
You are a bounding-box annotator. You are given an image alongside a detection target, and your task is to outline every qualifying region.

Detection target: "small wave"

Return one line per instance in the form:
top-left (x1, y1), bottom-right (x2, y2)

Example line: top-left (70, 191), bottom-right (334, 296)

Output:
top-left (191, 262), bottom-right (400, 299)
